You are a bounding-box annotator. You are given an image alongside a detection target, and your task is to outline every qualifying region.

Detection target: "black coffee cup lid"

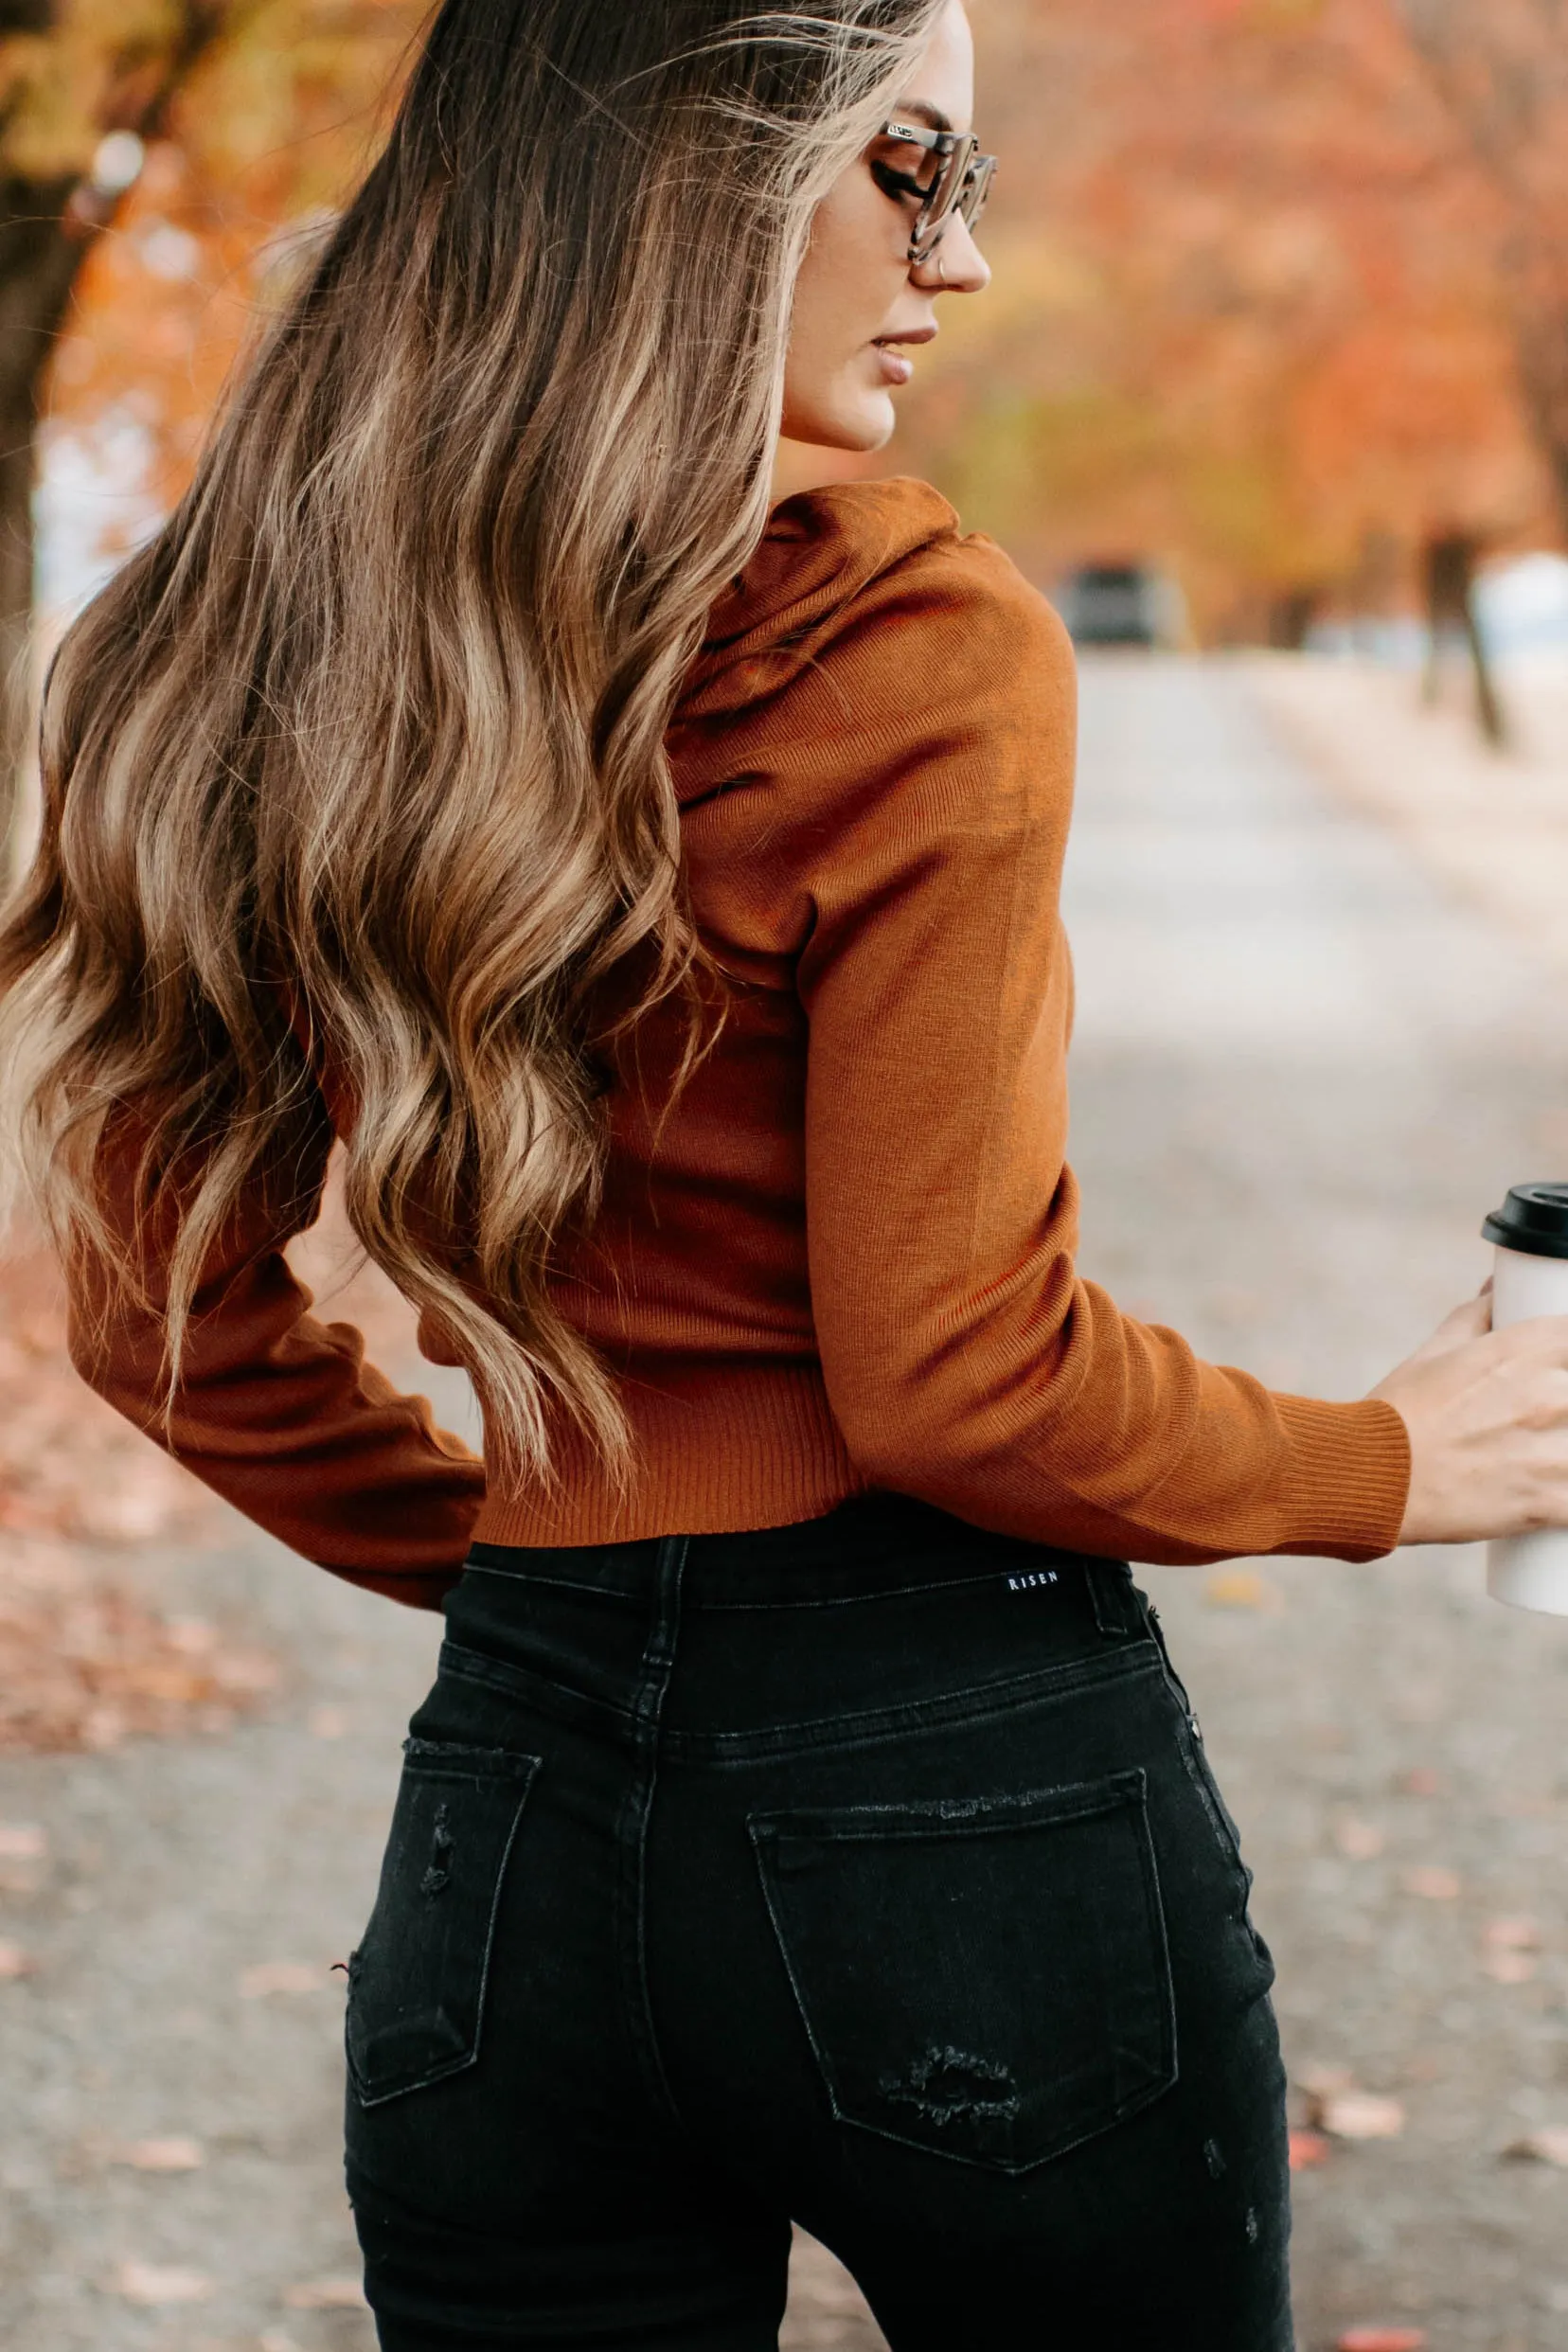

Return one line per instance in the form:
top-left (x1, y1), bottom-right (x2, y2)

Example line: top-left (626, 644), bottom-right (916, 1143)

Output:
top-left (1482, 1184), bottom-right (1568, 1260)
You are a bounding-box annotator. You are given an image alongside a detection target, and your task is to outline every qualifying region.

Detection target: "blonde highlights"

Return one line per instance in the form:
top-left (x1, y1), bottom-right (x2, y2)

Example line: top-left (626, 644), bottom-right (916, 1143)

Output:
top-left (0, 0), bottom-right (943, 1485)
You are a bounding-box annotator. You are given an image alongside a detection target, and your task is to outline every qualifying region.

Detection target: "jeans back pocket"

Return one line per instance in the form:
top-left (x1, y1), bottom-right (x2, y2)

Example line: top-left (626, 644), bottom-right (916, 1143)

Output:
top-left (347, 1737), bottom-right (540, 2109)
top-left (750, 1768), bottom-right (1175, 2174)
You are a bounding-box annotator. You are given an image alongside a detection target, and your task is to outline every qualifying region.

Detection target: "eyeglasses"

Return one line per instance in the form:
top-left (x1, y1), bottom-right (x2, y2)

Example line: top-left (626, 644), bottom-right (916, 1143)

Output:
top-left (876, 120), bottom-right (997, 267)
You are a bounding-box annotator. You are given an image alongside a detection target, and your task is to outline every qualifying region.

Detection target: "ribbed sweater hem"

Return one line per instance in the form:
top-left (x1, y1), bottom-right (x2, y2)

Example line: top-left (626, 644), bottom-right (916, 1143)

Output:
top-left (467, 1373), bottom-right (1412, 1561)
top-left (471, 1363), bottom-right (869, 1548)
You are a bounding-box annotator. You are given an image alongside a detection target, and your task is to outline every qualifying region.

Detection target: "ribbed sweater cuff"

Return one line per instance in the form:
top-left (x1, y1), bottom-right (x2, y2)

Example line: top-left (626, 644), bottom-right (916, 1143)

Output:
top-left (1271, 1394), bottom-right (1412, 1560)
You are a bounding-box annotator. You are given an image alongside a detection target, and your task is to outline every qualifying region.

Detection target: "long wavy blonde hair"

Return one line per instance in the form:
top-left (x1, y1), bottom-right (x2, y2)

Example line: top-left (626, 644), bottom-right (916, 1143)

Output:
top-left (0, 0), bottom-right (943, 1484)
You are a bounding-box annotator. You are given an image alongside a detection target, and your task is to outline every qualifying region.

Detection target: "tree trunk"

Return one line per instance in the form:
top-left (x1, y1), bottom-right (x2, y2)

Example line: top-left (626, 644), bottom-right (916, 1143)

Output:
top-left (1422, 530), bottom-right (1507, 749)
top-left (1268, 586), bottom-right (1320, 650)
top-left (0, 177), bottom-right (88, 873)
top-left (0, 5), bottom-right (229, 875)
top-left (1512, 285), bottom-right (1568, 548)
top-left (1390, 4), bottom-right (1568, 551)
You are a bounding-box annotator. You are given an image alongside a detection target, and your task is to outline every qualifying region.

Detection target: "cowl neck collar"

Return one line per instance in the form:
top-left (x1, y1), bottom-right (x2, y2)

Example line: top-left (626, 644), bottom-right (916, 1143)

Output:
top-left (678, 475), bottom-right (958, 722)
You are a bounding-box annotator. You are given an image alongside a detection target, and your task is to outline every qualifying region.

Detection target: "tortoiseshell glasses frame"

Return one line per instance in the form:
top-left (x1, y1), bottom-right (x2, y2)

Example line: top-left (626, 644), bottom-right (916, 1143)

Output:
top-left (877, 119), bottom-right (997, 266)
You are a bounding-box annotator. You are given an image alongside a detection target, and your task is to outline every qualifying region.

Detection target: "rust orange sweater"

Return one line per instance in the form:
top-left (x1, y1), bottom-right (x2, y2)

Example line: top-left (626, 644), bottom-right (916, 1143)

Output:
top-left (69, 478), bottom-right (1411, 1607)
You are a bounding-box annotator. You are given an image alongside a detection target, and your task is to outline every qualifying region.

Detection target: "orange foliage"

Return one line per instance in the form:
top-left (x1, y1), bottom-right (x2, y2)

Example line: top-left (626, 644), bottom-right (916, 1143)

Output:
top-left (1393, 0), bottom-right (1568, 526)
top-left (36, 0), bottom-right (1566, 636)
top-left (896, 0), bottom-right (1553, 631)
top-left (44, 0), bottom-right (422, 526)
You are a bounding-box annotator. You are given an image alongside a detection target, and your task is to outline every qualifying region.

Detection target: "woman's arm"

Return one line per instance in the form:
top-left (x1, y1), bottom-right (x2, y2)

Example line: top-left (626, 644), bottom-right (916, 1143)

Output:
top-left (788, 536), bottom-right (1410, 1566)
top-left (67, 1109), bottom-right (485, 1609)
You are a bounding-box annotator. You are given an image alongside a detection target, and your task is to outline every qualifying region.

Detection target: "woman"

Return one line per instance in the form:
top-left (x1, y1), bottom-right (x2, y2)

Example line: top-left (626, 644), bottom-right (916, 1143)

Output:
top-left (5, 2), bottom-right (1568, 2343)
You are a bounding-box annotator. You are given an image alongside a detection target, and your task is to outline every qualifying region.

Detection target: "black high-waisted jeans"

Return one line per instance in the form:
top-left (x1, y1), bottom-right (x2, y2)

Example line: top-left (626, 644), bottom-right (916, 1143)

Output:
top-left (345, 1496), bottom-right (1292, 2350)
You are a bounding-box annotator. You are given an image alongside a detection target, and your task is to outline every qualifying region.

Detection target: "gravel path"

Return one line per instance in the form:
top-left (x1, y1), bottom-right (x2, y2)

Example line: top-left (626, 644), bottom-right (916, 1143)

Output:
top-left (3, 652), bottom-right (1566, 2349)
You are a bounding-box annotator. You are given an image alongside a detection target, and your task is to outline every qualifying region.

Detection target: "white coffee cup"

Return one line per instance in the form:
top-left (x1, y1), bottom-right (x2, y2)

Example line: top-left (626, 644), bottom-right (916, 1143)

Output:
top-left (1482, 1183), bottom-right (1568, 1615)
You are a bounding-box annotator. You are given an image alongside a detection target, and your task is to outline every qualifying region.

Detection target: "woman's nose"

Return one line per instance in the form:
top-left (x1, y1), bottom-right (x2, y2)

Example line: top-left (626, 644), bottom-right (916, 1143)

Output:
top-left (910, 214), bottom-right (990, 294)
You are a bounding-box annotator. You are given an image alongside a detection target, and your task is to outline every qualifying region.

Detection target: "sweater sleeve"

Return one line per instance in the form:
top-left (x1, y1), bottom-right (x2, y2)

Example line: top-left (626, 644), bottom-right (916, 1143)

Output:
top-left (793, 539), bottom-right (1410, 1566)
top-left (66, 1111), bottom-right (486, 1610)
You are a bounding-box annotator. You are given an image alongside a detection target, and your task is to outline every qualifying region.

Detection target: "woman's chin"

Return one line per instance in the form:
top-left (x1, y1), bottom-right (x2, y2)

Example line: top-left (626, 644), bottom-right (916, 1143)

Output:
top-left (837, 387), bottom-right (898, 452)
top-left (780, 387), bottom-right (898, 457)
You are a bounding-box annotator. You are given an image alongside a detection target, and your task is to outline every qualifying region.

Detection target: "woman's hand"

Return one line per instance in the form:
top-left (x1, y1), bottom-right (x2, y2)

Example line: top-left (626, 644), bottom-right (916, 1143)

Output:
top-left (1371, 1287), bottom-right (1568, 1545)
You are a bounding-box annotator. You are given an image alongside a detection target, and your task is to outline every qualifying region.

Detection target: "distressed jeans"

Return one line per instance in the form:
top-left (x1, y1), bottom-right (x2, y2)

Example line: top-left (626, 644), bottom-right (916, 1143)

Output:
top-left (345, 1495), bottom-right (1292, 2350)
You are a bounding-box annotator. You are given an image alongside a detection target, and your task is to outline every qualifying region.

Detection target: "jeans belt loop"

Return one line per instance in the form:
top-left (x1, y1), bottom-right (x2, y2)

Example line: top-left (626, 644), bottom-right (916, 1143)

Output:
top-left (1087, 1559), bottom-right (1138, 1638)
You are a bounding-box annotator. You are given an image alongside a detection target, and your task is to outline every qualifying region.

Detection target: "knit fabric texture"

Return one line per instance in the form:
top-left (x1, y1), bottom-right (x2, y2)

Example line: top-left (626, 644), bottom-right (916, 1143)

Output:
top-left (69, 477), bottom-right (1410, 1606)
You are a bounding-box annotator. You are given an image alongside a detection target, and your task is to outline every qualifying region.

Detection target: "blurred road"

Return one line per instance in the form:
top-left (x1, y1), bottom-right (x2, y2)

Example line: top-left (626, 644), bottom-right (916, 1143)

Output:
top-left (3, 652), bottom-right (1568, 2349)
top-left (1066, 654), bottom-right (1568, 2352)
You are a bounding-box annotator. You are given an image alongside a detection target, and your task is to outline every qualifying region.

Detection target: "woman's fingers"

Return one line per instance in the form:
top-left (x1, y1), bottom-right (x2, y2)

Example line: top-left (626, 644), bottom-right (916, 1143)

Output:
top-left (1370, 1290), bottom-right (1490, 1390)
top-left (1374, 1310), bottom-right (1568, 1544)
top-left (1381, 1300), bottom-right (1568, 1396)
top-left (1495, 1314), bottom-right (1568, 1369)
top-left (1431, 1289), bottom-right (1493, 1349)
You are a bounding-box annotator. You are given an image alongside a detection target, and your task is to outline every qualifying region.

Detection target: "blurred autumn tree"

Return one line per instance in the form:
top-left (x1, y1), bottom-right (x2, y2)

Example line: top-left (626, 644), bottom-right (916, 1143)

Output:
top-left (900, 0), bottom-right (1557, 642)
top-left (6, 0), bottom-right (1566, 759)
top-left (1395, 0), bottom-right (1568, 535)
top-left (2, 0), bottom-right (224, 851)
top-left (0, 0), bottom-right (418, 852)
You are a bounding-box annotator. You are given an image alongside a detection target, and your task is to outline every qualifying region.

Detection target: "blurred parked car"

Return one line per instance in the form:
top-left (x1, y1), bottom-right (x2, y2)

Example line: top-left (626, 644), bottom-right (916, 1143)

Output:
top-left (1055, 561), bottom-right (1189, 650)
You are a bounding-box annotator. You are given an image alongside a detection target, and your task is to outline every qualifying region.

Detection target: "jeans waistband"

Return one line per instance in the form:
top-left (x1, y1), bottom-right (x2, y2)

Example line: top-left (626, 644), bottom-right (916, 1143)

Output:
top-left (464, 1492), bottom-right (1135, 1621)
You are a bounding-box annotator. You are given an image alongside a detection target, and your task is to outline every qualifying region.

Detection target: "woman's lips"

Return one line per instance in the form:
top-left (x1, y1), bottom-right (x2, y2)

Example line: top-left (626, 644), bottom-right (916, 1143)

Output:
top-left (871, 328), bottom-right (935, 388)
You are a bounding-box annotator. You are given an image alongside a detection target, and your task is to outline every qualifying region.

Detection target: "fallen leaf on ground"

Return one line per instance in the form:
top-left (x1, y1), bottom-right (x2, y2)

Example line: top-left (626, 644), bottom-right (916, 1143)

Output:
top-left (1333, 1816), bottom-right (1385, 1860)
top-left (1298, 2064), bottom-right (1353, 2097)
top-left (309, 1704), bottom-right (348, 1739)
top-left (1336, 2330), bottom-right (1426, 2351)
top-left (1396, 1768), bottom-right (1443, 1798)
top-left (1400, 1865), bottom-right (1461, 1901)
top-left (165, 1616), bottom-right (216, 1654)
top-left (240, 1961), bottom-right (325, 1998)
top-left (1503, 2128), bottom-right (1568, 2167)
top-left (1308, 2087), bottom-right (1406, 2142)
top-left (0, 1940), bottom-right (36, 1980)
top-left (283, 2275), bottom-right (367, 2309)
top-left (1486, 1910), bottom-right (1541, 1947)
top-left (1288, 2129), bottom-right (1330, 2169)
top-left (211, 1648), bottom-right (280, 1697)
top-left (0, 1822), bottom-right (46, 1860)
top-left (109, 2261), bottom-right (212, 2306)
top-left (73, 1475), bottom-right (184, 1546)
top-left (0, 1235), bottom-right (271, 1758)
top-left (114, 1664), bottom-right (212, 1704)
top-left (110, 2137), bottom-right (204, 2172)
top-left (1202, 1570), bottom-right (1281, 1611)
top-left (0, 1578), bottom-right (276, 1755)
top-left (1481, 1917), bottom-right (1541, 1970)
